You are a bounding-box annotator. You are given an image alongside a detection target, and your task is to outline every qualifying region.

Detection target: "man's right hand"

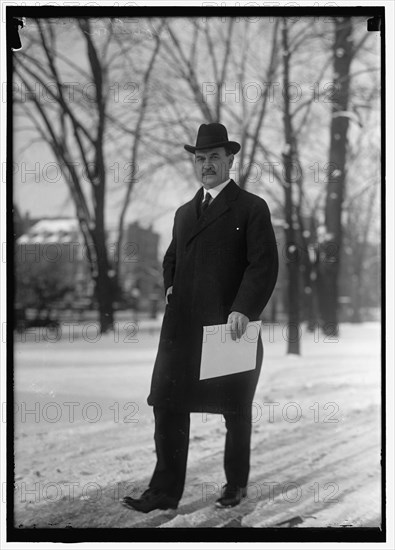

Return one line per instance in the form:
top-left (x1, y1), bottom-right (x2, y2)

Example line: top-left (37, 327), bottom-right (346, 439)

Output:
top-left (165, 286), bottom-right (173, 305)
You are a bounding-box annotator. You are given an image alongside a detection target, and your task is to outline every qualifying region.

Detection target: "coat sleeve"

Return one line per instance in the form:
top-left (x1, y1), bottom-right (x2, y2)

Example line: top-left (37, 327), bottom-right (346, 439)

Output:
top-left (230, 199), bottom-right (279, 320)
top-left (162, 213), bottom-right (177, 295)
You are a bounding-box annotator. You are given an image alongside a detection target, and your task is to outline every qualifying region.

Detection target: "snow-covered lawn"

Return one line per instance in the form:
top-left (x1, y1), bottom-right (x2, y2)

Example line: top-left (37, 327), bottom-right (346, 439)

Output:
top-left (13, 321), bottom-right (381, 529)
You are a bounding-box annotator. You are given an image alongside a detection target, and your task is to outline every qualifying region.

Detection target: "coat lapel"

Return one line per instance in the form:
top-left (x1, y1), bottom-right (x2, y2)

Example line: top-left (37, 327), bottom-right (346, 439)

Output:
top-left (186, 180), bottom-right (240, 246)
top-left (179, 187), bottom-right (203, 242)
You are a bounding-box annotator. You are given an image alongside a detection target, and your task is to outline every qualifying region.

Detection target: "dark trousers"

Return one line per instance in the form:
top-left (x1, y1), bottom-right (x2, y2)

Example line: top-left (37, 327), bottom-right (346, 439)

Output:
top-left (149, 406), bottom-right (252, 501)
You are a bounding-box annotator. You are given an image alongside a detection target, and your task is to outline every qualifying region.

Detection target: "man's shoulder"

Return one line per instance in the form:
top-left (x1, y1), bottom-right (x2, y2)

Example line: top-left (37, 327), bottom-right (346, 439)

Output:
top-left (175, 197), bottom-right (196, 216)
top-left (236, 186), bottom-right (270, 211)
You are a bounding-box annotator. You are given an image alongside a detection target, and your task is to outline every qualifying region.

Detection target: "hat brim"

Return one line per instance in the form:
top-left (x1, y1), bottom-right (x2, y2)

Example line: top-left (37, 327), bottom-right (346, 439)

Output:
top-left (184, 140), bottom-right (240, 155)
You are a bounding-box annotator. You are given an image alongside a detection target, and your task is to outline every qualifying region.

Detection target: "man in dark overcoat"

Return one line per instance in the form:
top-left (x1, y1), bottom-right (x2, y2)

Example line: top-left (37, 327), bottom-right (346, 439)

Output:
top-left (122, 123), bottom-right (278, 513)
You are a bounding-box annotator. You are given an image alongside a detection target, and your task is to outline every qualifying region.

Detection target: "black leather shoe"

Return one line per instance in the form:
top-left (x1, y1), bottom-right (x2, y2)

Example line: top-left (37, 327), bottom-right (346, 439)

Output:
top-left (121, 488), bottom-right (178, 513)
top-left (215, 484), bottom-right (247, 508)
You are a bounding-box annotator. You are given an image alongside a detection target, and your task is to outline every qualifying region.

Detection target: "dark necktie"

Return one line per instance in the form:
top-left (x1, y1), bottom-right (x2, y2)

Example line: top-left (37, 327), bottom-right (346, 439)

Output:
top-left (201, 192), bottom-right (212, 215)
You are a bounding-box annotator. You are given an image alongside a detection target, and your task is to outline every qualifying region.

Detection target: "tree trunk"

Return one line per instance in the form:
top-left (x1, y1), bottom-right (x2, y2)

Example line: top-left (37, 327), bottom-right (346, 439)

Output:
top-left (318, 17), bottom-right (353, 336)
top-left (92, 215), bottom-right (115, 333)
top-left (94, 268), bottom-right (115, 333)
top-left (350, 274), bottom-right (362, 323)
top-left (282, 19), bottom-right (301, 355)
top-left (306, 216), bottom-right (320, 331)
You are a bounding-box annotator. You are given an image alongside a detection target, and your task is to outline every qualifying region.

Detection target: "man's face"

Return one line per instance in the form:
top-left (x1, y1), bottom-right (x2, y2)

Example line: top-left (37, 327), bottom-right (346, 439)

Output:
top-left (194, 147), bottom-right (234, 189)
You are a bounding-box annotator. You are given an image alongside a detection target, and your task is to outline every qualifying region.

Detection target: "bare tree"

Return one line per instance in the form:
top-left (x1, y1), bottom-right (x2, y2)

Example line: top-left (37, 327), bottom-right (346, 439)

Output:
top-left (148, 18), bottom-right (281, 190)
top-left (281, 17), bottom-right (302, 355)
top-left (317, 17), bottom-right (353, 336)
top-left (344, 178), bottom-right (379, 322)
top-left (258, 17), bottom-right (378, 339)
top-left (14, 18), bottom-right (163, 332)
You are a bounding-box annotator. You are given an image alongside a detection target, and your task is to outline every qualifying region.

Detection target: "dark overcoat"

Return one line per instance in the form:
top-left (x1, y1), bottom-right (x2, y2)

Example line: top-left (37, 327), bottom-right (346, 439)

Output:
top-left (147, 180), bottom-right (278, 414)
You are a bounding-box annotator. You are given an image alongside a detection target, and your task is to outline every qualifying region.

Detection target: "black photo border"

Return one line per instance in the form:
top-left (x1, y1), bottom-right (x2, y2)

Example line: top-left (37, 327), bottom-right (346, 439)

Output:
top-left (5, 3), bottom-right (386, 544)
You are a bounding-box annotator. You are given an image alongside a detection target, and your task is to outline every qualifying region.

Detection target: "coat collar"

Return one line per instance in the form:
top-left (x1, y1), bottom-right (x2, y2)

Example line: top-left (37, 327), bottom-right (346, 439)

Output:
top-left (186, 179), bottom-right (240, 245)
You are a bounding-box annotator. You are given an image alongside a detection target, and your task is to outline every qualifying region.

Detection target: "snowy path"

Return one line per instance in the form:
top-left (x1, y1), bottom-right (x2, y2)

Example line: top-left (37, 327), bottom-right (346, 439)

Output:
top-left (13, 322), bottom-right (381, 529)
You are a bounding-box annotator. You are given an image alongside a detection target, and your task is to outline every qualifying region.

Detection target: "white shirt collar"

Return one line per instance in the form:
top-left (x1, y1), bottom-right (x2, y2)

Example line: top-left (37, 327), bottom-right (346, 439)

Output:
top-left (202, 179), bottom-right (231, 201)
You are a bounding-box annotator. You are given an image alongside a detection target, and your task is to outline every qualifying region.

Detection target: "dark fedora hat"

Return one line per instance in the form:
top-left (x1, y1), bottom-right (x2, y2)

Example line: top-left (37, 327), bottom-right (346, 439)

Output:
top-left (184, 123), bottom-right (241, 155)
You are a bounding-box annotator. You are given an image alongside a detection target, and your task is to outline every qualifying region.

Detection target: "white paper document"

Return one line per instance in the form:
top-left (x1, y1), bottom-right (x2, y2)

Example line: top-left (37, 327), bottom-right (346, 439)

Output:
top-left (199, 321), bottom-right (262, 380)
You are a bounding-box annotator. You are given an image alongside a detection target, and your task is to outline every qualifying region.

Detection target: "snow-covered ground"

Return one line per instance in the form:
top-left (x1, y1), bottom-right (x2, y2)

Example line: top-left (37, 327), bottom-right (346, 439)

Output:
top-left (13, 321), bottom-right (381, 529)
